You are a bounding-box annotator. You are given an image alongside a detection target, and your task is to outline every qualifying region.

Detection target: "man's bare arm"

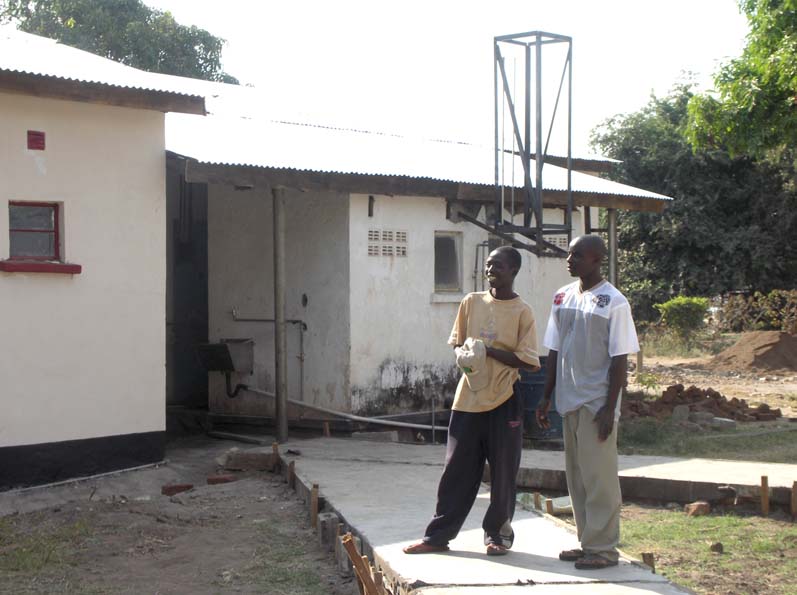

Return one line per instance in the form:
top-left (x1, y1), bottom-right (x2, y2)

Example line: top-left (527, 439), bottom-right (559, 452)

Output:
top-left (535, 350), bottom-right (558, 429)
top-left (486, 347), bottom-right (540, 371)
top-left (594, 354), bottom-right (628, 441)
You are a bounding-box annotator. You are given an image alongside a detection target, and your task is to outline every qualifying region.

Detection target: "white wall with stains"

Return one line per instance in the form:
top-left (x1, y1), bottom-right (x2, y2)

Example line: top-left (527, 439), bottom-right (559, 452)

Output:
top-left (206, 185), bottom-right (351, 415)
top-left (347, 193), bottom-right (584, 414)
top-left (0, 92), bottom-right (166, 447)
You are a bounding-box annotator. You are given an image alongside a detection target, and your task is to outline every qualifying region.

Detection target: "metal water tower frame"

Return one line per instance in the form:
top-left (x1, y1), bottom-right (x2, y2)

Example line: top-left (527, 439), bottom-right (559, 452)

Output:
top-left (493, 30), bottom-right (573, 257)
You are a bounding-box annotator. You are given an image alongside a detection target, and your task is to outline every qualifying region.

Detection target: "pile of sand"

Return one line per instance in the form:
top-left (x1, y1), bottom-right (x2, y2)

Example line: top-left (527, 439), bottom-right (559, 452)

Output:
top-left (710, 331), bottom-right (797, 373)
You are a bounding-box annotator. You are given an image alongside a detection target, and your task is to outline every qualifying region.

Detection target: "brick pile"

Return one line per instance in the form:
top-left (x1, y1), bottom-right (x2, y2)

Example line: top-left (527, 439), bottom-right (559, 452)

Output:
top-left (623, 384), bottom-right (782, 421)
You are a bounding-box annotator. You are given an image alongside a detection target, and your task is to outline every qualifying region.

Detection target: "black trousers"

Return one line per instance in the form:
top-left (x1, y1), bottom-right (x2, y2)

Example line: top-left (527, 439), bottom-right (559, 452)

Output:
top-left (423, 388), bottom-right (524, 547)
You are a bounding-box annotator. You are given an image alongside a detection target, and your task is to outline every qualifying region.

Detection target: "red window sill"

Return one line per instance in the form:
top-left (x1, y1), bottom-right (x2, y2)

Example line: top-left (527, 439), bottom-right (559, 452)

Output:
top-left (0, 260), bottom-right (82, 274)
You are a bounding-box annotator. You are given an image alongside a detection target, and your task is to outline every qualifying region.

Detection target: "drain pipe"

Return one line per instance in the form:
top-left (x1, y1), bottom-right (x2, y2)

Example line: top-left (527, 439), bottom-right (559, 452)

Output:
top-left (273, 186), bottom-right (289, 443)
top-left (242, 386), bottom-right (448, 432)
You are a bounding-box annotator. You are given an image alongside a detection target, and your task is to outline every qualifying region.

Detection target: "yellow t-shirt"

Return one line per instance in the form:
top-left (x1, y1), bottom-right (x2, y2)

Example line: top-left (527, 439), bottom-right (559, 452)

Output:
top-left (448, 291), bottom-right (540, 412)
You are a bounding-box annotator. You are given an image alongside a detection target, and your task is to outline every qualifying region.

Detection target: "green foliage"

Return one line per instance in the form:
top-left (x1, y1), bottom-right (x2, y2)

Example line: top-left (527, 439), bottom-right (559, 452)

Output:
top-left (592, 84), bottom-right (797, 322)
top-left (0, 0), bottom-right (238, 83)
top-left (654, 296), bottom-right (709, 340)
top-left (720, 289), bottom-right (797, 332)
top-left (687, 0), bottom-right (797, 159)
top-left (635, 371), bottom-right (661, 395)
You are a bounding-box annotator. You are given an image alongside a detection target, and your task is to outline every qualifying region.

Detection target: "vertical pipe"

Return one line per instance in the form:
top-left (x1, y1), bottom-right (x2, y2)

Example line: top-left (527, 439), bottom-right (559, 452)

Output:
top-left (535, 34), bottom-right (543, 233)
top-left (566, 43), bottom-right (573, 243)
top-left (298, 323), bottom-right (305, 404)
top-left (524, 42), bottom-right (532, 228)
top-left (272, 186), bottom-right (289, 443)
top-left (494, 42), bottom-right (501, 226)
top-left (584, 206), bottom-right (592, 235)
top-left (607, 208), bottom-right (618, 287)
top-left (431, 393), bottom-right (436, 444)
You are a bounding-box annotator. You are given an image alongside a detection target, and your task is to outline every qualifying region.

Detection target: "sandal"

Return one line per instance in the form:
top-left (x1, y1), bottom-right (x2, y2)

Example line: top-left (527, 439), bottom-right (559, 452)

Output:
top-left (402, 542), bottom-right (449, 554)
top-left (558, 548), bottom-right (584, 561)
top-left (574, 554), bottom-right (619, 570)
top-left (486, 543), bottom-right (508, 556)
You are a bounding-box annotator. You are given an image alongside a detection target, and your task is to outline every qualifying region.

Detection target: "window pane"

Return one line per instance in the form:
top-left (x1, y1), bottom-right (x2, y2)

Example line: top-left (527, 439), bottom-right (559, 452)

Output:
top-left (9, 205), bottom-right (55, 231)
top-left (10, 231), bottom-right (56, 258)
top-left (435, 235), bottom-right (460, 291)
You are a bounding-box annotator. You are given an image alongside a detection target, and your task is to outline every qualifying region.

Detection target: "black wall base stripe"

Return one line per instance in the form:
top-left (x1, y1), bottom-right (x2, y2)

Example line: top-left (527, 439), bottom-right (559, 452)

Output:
top-left (0, 431), bottom-right (165, 491)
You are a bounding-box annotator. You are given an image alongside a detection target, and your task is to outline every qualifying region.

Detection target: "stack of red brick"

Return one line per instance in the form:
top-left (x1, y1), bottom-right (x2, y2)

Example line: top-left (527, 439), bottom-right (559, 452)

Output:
top-left (623, 384), bottom-right (782, 421)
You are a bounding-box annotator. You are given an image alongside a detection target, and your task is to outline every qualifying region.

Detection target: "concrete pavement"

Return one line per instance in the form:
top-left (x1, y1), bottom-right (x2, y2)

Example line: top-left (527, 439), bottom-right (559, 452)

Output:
top-left (272, 436), bottom-right (797, 505)
top-left (281, 437), bottom-right (692, 594)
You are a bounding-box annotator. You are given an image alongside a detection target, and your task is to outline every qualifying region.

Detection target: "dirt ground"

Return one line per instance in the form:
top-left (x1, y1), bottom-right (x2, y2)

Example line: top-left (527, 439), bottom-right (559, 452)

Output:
top-left (0, 441), bottom-right (355, 595)
top-left (632, 355), bottom-right (797, 418)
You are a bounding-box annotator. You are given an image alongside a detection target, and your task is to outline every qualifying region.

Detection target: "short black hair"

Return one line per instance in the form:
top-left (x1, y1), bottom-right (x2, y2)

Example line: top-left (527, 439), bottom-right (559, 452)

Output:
top-left (572, 234), bottom-right (607, 258)
top-left (494, 246), bottom-right (522, 272)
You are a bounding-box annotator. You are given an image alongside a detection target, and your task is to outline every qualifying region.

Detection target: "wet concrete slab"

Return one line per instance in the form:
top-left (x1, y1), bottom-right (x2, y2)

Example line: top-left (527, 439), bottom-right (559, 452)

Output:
top-left (281, 437), bottom-right (692, 594)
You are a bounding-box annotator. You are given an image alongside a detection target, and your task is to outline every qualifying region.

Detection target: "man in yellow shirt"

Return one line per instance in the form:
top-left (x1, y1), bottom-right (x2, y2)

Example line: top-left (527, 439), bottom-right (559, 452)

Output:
top-left (403, 246), bottom-right (540, 556)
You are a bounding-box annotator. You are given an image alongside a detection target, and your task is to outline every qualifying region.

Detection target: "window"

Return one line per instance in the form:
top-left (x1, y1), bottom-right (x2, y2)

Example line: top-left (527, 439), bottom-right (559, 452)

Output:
top-left (9, 202), bottom-right (59, 261)
top-left (434, 231), bottom-right (462, 292)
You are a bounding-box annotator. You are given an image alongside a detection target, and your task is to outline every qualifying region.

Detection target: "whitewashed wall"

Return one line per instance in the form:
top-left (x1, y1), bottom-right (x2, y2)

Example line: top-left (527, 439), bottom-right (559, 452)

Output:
top-left (348, 193), bottom-right (584, 414)
top-left (206, 185), bottom-right (350, 415)
top-left (0, 93), bottom-right (166, 447)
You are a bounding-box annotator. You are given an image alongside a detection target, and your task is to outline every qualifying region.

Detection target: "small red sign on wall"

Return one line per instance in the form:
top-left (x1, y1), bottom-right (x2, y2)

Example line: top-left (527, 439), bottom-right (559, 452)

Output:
top-left (27, 130), bottom-right (45, 150)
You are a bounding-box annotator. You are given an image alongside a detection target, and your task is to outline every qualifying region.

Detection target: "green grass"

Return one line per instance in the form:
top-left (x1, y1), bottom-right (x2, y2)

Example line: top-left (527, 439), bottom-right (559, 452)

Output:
top-left (619, 418), bottom-right (797, 462)
top-left (621, 507), bottom-right (797, 595)
top-left (0, 515), bottom-right (91, 574)
top-left (236, 521), bottom-right (327, 595)
top-left (640, 329), bottom-right (740, 358)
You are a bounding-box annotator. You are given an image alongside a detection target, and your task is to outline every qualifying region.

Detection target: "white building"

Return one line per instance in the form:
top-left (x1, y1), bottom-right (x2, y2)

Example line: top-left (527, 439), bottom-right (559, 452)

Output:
top-left (0, 30), bottom-right (672, 488)
top-left (0, 29), bottom-right (204, 489)
top-left (165, 115), bottom-right (671, 421)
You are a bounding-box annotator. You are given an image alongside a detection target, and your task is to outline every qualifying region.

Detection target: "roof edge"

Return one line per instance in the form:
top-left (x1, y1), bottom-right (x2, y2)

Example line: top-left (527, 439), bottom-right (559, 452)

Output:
top-left (0, 69), bottom-right (205, 115)
top-left (173, 155), bottom-right (670, 214)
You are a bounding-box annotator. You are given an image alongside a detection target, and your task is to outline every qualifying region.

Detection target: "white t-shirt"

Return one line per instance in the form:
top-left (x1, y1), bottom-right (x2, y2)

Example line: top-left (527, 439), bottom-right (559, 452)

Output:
top-left (543, 280), bottom-right (639, 419)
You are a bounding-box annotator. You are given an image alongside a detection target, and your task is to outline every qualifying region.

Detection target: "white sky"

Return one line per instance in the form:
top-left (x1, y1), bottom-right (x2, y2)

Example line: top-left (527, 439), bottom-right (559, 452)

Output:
top-left (147, 0), bottom-right (749, 156)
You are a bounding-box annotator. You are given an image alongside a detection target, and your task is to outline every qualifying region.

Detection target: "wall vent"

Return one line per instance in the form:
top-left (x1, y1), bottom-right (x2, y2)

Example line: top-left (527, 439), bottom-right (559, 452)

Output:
top-left (367, 228), bottom-right (408, 257)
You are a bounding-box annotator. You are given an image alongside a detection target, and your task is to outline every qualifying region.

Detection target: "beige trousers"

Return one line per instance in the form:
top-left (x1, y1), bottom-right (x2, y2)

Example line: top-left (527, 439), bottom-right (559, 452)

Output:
top-left (563, 406), bottom-right (622, 562)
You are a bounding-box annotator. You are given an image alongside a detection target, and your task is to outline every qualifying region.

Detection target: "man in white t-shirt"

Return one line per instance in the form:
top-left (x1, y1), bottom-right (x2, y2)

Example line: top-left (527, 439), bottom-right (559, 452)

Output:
top-left (536, 235), bottom-right (639, 570)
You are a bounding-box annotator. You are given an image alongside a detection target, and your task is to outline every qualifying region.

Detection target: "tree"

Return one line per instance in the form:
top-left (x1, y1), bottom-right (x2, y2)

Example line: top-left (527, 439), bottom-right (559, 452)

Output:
top-left (592, 85), bottom-right (797, 321)
top-left (0, 0), bottom-right (238, 83)
top-left (686, 0), bottom-right (797, 158)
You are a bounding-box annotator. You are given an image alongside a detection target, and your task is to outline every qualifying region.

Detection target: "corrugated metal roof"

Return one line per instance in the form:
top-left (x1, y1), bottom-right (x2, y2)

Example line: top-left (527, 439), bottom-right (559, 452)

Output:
top-left (1, 28), bottom-right (669, 203)
top-left (166, 113), bottom-right (671, 202)
top-left (0, 25), bottom-right (202, 99)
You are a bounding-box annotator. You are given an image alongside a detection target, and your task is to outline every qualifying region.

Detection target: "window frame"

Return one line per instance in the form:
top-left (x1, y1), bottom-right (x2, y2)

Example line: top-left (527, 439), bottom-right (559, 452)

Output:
top-left (9, 201), bottom-right (60, 261)
top-left (434, 230), bottom-right (463, 293)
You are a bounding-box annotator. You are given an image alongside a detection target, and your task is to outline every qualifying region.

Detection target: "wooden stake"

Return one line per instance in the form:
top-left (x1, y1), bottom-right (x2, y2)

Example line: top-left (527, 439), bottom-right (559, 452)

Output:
top-left (311, 483), bottom-right (320, 528)
top-left (533, 493), bottom-right (542, 510)
top-left (373, 570), bottom-right (385, 595)
top-left (272, 442), bottom-right (280, 471)
top-left (791, 481), bottom-right (797, 520)
top-left (323, 421), bottom-right (331, 437)
top-left (287, 460), bottom-right (295, 489)
top-left (342, 534), bottom-right (379, 595)
top-left (641, 552), bottom-right (655, 573)
top-left (545, 498), bottom-right (554, 515)
top-left (636, 348), bottom-right (644, 374)
top-left (761, 475), bottom-right (770, 516)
